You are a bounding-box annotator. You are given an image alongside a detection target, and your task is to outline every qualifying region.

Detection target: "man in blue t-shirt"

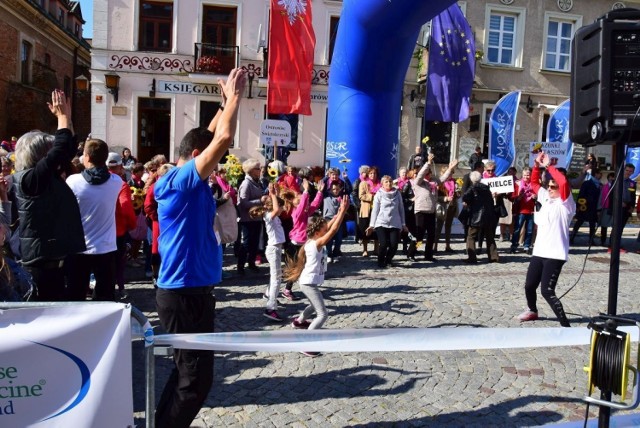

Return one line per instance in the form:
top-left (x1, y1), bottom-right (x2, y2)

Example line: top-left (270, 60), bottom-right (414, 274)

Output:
top-left (154, 68), bottom-right (247, 428)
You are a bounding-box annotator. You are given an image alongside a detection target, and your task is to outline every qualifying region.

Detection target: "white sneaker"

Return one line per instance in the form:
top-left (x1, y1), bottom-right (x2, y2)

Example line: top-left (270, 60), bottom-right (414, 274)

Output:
top-left (327, 257), bottom-right (333, 264)
top-left (332, 256), bottom-right (339, 263)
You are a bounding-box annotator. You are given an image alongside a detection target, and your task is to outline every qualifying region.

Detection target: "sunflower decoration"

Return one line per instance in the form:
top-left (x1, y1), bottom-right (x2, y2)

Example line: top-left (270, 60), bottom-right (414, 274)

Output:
top-left (577, 197), bottom-right (587, 212)
top-left (422, 136), bottom-right (430, 144)
top-left (455, 177), bottom-right (465, 195)
top-left (531, 142), bottom-right (543, 154)
top-left (267, 166), bottom-right (279, 180)
top-left (130, 187), bottom-right (146, 211)
top-left (221, 154), bottom-right (244, 188)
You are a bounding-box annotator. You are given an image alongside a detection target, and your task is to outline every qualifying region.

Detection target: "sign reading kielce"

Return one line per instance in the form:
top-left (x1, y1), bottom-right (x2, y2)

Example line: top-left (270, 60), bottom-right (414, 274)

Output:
top-left (1, 304), bottom-right (133, 427)
top-left (481, 175), bottom-right (514, 194)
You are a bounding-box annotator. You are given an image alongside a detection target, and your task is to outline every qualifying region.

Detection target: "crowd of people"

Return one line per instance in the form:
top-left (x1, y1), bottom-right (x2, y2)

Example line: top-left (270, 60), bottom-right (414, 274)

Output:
top-left (3, 67), bottom-right (640, 427)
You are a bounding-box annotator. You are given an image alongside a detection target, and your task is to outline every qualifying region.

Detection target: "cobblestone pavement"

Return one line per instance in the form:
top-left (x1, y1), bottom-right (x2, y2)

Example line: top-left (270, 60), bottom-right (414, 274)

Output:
top-left (127, 230), bottom-right (640, 427)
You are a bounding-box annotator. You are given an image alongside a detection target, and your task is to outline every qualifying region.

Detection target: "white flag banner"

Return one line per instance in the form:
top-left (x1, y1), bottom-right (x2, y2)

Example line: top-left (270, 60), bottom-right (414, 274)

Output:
top-left (0, 303), bottom-right (132, 428)
top-left (154, 326), bottom-right (639, 353)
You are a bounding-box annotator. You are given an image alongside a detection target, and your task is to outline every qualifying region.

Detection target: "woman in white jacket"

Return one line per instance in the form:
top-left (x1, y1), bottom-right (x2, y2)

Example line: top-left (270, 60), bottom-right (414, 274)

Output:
top-left (367, 175), bottom-right (407, 268)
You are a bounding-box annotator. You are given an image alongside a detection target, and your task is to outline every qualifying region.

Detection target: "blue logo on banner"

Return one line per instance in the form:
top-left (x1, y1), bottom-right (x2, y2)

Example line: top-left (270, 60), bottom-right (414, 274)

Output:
top-left (546, 99), bottom-right (572, 168)
top-left (489, 91), bottom-right (520, 176)
top-left (32, 342), bottom-right (91, 422)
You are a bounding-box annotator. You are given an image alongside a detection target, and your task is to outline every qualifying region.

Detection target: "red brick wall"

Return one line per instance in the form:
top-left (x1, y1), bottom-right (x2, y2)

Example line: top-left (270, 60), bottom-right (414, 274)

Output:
top-left (0, 7), bottom-right (90, 141)
top-left (0, 20), bottom-right (19, 139)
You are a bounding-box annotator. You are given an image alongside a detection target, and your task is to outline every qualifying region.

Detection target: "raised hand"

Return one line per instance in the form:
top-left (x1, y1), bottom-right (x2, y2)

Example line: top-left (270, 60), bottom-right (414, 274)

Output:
top-left (428, 153), bottom-right (435, 163)
top-left (538, 151), bottom-right (550, 167)
top-left (47, 89), bottom-right (73, 132)
top-left (217, 68), bottom-right (248, 102)
top-left (449, 159), bottom-right (459, 169)
top-left (47, 89), bottom-right (69, 118)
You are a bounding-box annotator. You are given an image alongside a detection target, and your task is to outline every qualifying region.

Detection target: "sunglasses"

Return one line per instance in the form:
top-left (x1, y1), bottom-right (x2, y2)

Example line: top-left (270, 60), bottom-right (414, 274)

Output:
top-left (548, 184), bottom-right (559, 190)
top-left (485, 169), bottom-right (495, 172)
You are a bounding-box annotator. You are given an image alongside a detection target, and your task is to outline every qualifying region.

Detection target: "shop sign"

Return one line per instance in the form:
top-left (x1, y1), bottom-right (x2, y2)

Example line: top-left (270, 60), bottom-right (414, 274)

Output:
top-left (158, 81), bottom-right (221, 95)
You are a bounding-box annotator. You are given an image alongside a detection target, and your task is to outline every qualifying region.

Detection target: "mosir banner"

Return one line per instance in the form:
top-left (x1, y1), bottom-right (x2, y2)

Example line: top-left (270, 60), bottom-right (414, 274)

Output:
top-left (0, 303), bottom-right (132, 427)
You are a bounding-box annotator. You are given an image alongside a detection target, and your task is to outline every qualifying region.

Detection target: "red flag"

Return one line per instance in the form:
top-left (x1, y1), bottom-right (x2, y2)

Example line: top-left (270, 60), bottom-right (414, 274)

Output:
top-left (268, 0), bottom-right (316, 115)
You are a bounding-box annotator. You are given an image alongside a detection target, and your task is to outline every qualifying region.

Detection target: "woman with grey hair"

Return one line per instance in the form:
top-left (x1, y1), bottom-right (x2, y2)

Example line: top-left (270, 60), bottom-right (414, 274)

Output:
top-left (237, 158), bottom-right (267, 274)
top-left (13, 90), bottom-right (86, 300)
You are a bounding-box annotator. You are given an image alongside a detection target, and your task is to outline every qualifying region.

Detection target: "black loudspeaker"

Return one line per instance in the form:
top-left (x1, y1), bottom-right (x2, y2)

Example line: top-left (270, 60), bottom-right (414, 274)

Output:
top-left (570, 8), bottom-right (640, 146)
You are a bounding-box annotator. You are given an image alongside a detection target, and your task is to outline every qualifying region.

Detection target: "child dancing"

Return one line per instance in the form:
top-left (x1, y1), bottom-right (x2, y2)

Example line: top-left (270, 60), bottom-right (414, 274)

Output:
top-left (250, 183), bottom-right (287, 322)
top-left (284, 195), bottom-right (349, 357)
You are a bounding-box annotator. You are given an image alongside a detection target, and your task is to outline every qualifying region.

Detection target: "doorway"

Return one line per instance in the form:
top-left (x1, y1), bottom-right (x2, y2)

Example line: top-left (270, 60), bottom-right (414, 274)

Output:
top-left (137, 98), bottom-right (171, 163)
top-left (422, 120), bottom-right (452, 164)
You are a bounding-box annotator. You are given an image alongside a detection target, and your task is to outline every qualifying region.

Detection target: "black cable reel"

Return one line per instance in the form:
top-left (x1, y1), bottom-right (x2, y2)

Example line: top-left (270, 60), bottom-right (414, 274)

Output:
top-left (584, 315), bottom-right (640, 409)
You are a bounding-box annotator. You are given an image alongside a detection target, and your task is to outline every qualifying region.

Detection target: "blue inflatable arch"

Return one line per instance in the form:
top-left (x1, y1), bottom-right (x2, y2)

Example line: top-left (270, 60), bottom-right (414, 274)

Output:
top-left (326, 0), bottom-right (457, 178)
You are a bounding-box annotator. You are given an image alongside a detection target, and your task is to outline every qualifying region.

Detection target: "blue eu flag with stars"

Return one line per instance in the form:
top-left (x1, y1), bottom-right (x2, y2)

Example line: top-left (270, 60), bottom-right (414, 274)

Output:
top-left (424, 4), bottom-right (475, 123)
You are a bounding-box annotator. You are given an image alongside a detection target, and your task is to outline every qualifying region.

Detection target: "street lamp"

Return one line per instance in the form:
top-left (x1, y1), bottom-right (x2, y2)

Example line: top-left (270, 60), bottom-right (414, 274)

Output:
top-left (105, 72), bottom-right (120, 103)
top-left (75, 74), bottom-right (89, 93)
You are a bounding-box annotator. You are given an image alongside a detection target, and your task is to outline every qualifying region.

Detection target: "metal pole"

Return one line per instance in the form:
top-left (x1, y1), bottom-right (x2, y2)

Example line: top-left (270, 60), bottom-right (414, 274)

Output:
top-left (145, 346), bottom-right (155, 428)
top-left (599, 139), bottom-right (626, 427)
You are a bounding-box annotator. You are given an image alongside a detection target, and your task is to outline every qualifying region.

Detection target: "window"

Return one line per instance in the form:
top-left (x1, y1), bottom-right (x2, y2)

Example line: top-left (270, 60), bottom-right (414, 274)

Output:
top-left (58, 7), bottom-right (65, 24)
top-left (139, 1), bottom-right (173, 52)
top-left (201, 6), bottom-right (237, 72)
top-left (44, 53), bottom-right (51, 67)
top-left (484, 5), bottom-right (525, 67)
top-left (542, 13), bottom-right (581, 72)
top-left (328, 16), bottom-right (339, 64)
top-left (21, 41), bottom-right (32, 85)
top-left (75, 22), bottom-right (80, 37)
top-left (487, 14), bottom-right (515, 65)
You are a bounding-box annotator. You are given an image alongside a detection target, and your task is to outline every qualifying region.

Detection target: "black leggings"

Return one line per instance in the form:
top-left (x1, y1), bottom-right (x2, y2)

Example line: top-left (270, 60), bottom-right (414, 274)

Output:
top-left (415, 212), bottom-right (436, 258)
top-left (524, 256), bottom-right (570, 327)
top-left (375, 227), bottom-right (400, 267)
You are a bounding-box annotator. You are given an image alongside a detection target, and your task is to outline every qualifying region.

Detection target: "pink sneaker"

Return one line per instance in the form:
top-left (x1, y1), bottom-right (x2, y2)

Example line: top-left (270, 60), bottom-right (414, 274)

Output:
top-left (291, 319), bottom-right (311, 329)
top-left (518, 310), bottom-right (539, 322)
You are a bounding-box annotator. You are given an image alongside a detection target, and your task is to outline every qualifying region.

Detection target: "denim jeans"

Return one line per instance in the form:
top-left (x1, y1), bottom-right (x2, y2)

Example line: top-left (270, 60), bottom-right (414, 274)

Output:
top-left (511, 213), bottom-right (534, 249)
top-left (326, 222), bottom-right (343, 257)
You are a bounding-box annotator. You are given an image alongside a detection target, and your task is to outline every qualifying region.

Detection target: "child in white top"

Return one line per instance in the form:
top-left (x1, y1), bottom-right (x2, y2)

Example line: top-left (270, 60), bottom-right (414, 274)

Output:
top-left (250, 183), bottom-right (287, 321)
top-left (284, 196), bottom-right (349, 357)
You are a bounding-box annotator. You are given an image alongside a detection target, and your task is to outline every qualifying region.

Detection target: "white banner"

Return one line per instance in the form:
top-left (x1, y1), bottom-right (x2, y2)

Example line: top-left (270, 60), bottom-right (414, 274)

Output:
top-left (260, 119), bottom-right (291, 147)
top-left (154, 326), bottom-right (639, 353)
top-left (481, 175), bottom-right (514, 194)
top-left (0, 303), bottom-right (133, 428)
top-left (528, 141), bottom-right (570, 168)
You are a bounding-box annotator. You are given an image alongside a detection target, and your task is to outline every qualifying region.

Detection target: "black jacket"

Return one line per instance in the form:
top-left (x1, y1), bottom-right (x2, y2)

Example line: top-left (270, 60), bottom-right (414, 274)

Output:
top-left (15, 129), bottom-right (86, 264)
top-left (462, 183), bottom-right (496, 228)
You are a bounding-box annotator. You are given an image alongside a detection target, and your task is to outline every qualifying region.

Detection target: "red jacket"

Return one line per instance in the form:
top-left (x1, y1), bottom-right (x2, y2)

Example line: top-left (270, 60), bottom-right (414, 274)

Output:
top-left (113, 174), bottom-right (137, 237)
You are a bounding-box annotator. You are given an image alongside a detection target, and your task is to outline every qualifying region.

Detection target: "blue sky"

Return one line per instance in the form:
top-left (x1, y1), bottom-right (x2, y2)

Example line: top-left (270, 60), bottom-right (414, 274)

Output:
top-left (79, 0), bottom-right (93, 38)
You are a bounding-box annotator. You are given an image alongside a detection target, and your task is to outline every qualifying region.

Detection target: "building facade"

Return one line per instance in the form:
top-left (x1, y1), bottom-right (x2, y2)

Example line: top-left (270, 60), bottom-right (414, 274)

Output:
top-left (91, 0), bottom-right (635, 172)
top-left (0, 0), bottom-right (91, 141)
top-left (447, 0), bottom-right (636, 172)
